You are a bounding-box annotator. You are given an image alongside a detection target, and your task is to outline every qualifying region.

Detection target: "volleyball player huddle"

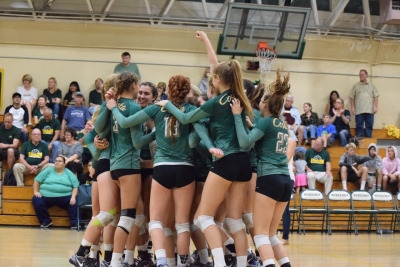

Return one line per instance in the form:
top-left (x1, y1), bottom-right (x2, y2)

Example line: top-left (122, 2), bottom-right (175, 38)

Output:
top-left (69, 31), bottom-right (294, 267)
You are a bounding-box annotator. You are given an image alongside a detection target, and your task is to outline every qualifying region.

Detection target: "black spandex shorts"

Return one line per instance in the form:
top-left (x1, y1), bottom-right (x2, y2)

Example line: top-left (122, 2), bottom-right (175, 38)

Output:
top-left (141, 168), bottom-right (153, 179)
top-left (93, 159), bottom-right (110, 181)
top-left (153, 165), bottom-right (195, 189)
top-left (210, 152), bottom-right (252, 182)
top-left (256, 174), bottom-right (293, 202)
top-left (110, 169), bottom-right (141, 180)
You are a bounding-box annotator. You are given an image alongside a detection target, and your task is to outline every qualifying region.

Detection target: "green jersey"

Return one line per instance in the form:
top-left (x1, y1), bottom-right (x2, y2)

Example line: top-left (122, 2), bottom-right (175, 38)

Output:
top-left (111, 104), bottom-right (196, 165)
top-left (32, 108), bottom-right (44, 122)
top-left (234, 115), bottom-right (289, 176)
top-left (163, 89), bottom-right (248, 159)
top-left (20, 141), bottom-right (49, 165)
top-left (0, 124), bottom-right (20, 144)
top-left (37, 118), bottom-right (60, 142)
top-left (305, 148), bottom-right (331, 172)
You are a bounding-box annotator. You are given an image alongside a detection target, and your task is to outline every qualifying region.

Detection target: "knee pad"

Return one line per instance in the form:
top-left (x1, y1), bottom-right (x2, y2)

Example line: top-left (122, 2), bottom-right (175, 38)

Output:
top-left (175, 222), bottom-right (190, 235)
top-left (110, 214), bottom-right (120, 227)
top-left (193, 219), bottom-right (201, 230)
top-left (139, 225), bottom-right (146, 235)
top-left (135, 214), bottom-right (146, 228)
top-left (215, 220), bottom-right (224, 230)
top-left (93, 211), bottom-right (115, 227)
top-left (253, 234), bottom-right (270, 250)
top-left (118, 215), bottom-right (135, 234)
top-left (164, 227), bottom-right (173, 237)
top-left (148, 220), bottom-right (163, 233)
top-left (197, 215), bottom-right (215, 232)
top-left (190, 223), bottom-right (198, 233)
top-left (269, 235), bottom-right (282, 247)
top-left (224, 218), bottom-right (245, 234)
top-left (121, 208), bottom-right (136, 218)
top-left (242, 213), bottom-right (253, 230)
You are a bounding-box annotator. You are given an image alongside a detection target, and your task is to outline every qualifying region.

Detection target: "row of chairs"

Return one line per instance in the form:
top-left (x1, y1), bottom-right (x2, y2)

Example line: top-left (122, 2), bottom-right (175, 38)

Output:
top-left (290, 189), bottom-right (400, 235)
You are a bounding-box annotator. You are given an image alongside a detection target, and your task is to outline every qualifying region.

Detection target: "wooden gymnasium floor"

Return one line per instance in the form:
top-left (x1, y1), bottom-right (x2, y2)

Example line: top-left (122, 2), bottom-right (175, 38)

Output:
top-left (0, 226), bottom-right (398, 267)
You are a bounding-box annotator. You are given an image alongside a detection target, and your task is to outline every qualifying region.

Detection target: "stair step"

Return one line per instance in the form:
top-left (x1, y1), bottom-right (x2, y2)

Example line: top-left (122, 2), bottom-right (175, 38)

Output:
top-left (2, 200), bottom-right (69, 216)
top-left (0, 214), bottom-right (70, 227)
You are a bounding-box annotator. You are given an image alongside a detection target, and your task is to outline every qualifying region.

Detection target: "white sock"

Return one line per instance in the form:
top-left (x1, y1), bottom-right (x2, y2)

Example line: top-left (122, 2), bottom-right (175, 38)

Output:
top-left (89, 245), bottom-right (99, 259)
top-left (167, 257), bottom-right (176, 267)
top-left (155, 249), bottom-right (167, 265)
top-left (198, 248), bottom-right (209, 264)
top-left (262, 259), bottom-right (275, 267)
top-left (237, 255), bottom-right (247, 267)
top-left (111, 252), bottom-right (123, 267)
top-left (342, 181), bottom-right (347, 190)
top-left (125, 250), bottom-right (135, 265)
top-left (211, 247), bottom-right (226, 267)
top-left (360, 181), bottom-right (366, 190)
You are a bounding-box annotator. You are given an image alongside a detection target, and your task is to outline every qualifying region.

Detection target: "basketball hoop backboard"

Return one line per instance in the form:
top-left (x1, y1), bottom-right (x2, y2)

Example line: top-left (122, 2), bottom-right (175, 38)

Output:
top-left (217, 3), bottom-right (311, 60)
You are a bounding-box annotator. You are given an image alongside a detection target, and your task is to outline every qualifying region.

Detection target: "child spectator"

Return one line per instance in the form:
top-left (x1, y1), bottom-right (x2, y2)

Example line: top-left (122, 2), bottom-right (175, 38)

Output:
top-left (317, 114), bottom-right (336, 149)
top-left (294, 151), bottom-right (307, 194)
top-left (381, 146), bottom-right (400, 192)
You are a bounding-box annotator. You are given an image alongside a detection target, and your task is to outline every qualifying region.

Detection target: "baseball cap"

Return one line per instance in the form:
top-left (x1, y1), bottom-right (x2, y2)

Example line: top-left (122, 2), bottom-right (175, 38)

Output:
top-left (12, 92), bottom-right (21, 98)
top-left (75, 92), bottom-right (84, 97)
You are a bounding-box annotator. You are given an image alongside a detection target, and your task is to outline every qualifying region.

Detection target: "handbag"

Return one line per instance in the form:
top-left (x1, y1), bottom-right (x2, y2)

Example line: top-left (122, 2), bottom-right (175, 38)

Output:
top-left (77, 184), bottom-right (92, 206)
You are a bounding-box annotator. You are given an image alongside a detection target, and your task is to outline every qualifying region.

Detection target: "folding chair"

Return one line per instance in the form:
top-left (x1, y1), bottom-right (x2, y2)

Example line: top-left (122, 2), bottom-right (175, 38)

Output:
top-left (327, 190), bottom-right (355, 235)
top-left (372, 191), bottom-right (397, 233)
top-left (289, 193), bottom-right (300, 233)
top-left (300, 189), bottom-right (327, 234)
top-left (351, 190), bottom-right (379, 235)
top-left (77, 204), bottom-right (92, 231)
top-left (396, 192), bottom-right (400, 232)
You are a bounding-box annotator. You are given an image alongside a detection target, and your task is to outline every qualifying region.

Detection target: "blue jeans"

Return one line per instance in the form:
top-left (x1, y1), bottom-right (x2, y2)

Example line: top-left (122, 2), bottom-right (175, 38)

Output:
top-left (41, 140), bottom-right (60, 163)
top-left (303, 125), bottom-right (317, 140)
top-left (32, 195), bottom-right (77, 227)
top-left (337, 129), bottom-right (350, 147)
top-left (355, 113), bottom-right (374, 137)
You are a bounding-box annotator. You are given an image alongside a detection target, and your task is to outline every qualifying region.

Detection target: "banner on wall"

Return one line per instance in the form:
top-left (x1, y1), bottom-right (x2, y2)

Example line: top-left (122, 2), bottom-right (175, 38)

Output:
top-left (0, 68), bottom-right (3, 111)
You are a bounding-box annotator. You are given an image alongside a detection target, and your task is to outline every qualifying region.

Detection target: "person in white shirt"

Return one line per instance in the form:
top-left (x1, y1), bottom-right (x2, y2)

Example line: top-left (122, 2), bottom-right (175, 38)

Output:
top-left (16, 74), bottom-right (38, 125)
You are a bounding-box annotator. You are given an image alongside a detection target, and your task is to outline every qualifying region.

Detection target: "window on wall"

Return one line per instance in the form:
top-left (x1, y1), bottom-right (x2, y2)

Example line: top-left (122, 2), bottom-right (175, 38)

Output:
top-left (344, 0), bottom-right (380, 15)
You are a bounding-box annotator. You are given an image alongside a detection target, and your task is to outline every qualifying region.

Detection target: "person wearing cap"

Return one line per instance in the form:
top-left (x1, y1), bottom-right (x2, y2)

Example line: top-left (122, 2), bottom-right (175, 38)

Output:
top-left (5, 92), bottom-right (29, 142)
top-left (61, 92), bottom-right (91, 142)
top-left (17, 74), bottom-right (38, 126)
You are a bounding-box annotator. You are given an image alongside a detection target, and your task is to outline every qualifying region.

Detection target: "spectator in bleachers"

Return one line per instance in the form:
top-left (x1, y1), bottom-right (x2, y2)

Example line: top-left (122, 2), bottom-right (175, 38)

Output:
top-left (88, 78), bottom-right (103, 116)
top-left (63, 81), bottom-right (83, 110)
top-left (317, 114), bottom-right (336, 149)
top-left (155, 81), bottom-right (168, 101)
top-left (363, 143), bottom-right (382, 192)
top-left (32, 95), bottom-right (48, 125)
top-left (5, 92), bottom-right (29, 143)
top-left (198, 67), bottom-right (210, 93)
top-left (325, 90), bottom-right (340, 115)
top-left (281, 94), bottom-right (304, 146)
top-left (339, 142), bottom-right (370, 191)
top-left (32, 155), bottom-right (79, 228)
top-left (0, 113), bottom-right (20, 168)
top-left (58, 127), bottom-right (83, 177)
top-left (13, 128), bottom-right (51, 187)
top-left (17, 74), bottom-right (38, 126)
top-left (381, 146), bottom-right (400, 192)
top-left (305, 137), bottom-right (333, 195)
top-left (114, 51), bottom-right (141, 79)
top-left (300, 102), bottom-right (319, 146)
top-left (36, 108), bottom-right (60, 163)
top-left (329, 97), bottom-right (351, 147)
top-left (43, 77), bottom-right (62, 119)
top-left (61, 92), bottom-right (91, 141)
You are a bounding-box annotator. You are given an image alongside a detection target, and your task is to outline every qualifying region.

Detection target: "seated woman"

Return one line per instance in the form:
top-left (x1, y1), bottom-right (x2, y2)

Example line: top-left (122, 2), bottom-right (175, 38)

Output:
top-left (300, 102), bottom-right (319, 146)
top-left (32, 95), bottom-right (49, 126)
top-left (58, 127), bottom-right (84, 177)
top-left (32, 155), bottom-right (79, 228)
top-left (43, 77), bottom-right (62, 119)
top-left (155, 81), bottom-right (168, 101)
top-left (339, 142), bottom-right (370, 191)
top-left (329, 97), bottom-right (351, 147)
top-left (325, 90), bottom-right (340, 115)
top-left (17, 74), bottom-right (38, 126)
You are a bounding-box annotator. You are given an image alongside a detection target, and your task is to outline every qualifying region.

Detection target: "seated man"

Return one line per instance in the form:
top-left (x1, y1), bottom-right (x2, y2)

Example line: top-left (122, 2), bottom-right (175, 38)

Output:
top-left (13, 128), bottom-right (51, 186)
top-left (317, 114), bottom-right (336, 149)
top-left (363, 143), bottom-right (383, 192)
top-left (281, 95), bottom-right (304, 146)
top-left (0, 113), bottom-right (20, 168)
top-left (381, 146), bottom-right (400, 192)
top-left (339, 142), bottom-right (370, 191)
top-left (5, 92), bottom-right (29, 142)
top-left (61, 92), bottom-right (91, 141)
top-left (305, 137), bottom-right (333, 195)
top-left (36, 108), bottom-right (61, 163)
